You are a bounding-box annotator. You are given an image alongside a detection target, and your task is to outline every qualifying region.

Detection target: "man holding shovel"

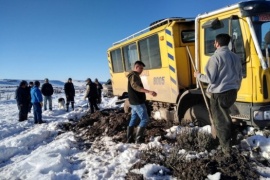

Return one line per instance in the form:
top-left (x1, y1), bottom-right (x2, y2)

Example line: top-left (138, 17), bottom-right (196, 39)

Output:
top-left (194, 34), bottom-right (242, 154)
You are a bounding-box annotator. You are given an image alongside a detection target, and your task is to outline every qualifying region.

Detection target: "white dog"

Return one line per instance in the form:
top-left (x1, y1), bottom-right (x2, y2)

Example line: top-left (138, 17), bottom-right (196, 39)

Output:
top-left (58, 98), bottom-right (65, 110)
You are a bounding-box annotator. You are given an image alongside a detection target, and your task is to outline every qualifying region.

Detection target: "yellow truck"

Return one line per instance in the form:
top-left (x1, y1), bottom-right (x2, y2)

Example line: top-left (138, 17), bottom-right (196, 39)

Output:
top-left (107, 1), bottom-right (270, 128)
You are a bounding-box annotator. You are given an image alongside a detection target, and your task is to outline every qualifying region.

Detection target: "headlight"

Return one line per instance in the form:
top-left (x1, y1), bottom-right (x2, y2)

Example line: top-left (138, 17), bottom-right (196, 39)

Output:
top-left (254, 110), bottom-right (270, 120)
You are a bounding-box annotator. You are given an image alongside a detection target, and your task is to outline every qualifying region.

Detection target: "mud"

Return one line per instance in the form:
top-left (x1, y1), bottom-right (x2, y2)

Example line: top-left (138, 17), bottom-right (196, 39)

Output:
top-left (58, 108), bottom-right (265, 179)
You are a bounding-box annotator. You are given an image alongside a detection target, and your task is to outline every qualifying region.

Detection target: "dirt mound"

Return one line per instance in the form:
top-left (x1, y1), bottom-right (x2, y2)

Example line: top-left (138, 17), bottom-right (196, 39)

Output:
top-left (58, 108), bottom-right (262, 179)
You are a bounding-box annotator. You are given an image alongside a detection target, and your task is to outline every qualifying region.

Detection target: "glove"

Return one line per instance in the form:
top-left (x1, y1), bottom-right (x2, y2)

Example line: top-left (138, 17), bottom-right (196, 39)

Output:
top-left (40, 102), bottom-right (43, 107)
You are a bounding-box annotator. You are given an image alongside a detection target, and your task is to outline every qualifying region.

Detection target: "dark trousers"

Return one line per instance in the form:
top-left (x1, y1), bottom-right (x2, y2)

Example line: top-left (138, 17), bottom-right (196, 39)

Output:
top-left (18, 103), bottom-right (29, 121)
top-left (210, 89), bottom-right (237, 151)
top-left (33, 103), bottom-right (42, 123)
top-left (28, 103), bottom-right (32, 112)
top-left (66, 96), bottom-right (74, 110)
top-left (97, 90), bottom-right (102, 104)
top-left (88, 96), bottom-right (99, 113)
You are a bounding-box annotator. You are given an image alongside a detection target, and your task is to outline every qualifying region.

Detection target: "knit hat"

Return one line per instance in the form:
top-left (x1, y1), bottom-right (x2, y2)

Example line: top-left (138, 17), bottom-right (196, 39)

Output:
top-left (34, 80), bottom-right (40, 87)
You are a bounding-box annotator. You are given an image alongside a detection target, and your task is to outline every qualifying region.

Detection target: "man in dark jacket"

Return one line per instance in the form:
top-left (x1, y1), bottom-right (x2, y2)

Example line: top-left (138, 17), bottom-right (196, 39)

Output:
top-left (41, 78), bottom-right (54, 111)
top-left (15, 80), bottom-right (30, 122)
top-left (95, 78), bottom-right (103, 104)
top-left (64, 78), bottom-right (75, 111)
top-left (28, 81), bottom-right (34, 113)
top-left (126, 61), bottom-right (157, 143)
top-left (84, 78), bottom-right (99, 113)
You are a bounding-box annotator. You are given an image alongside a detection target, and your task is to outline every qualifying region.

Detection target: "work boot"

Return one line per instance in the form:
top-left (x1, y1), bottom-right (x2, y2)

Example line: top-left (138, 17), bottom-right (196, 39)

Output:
top-left (24, 114), bottom-right (28, 120)
top-left (71, 103), bottom-right (74, 111)
top-left (19, 115), bottom-right (24, 122)
top-left (135, 127), bottom-right (146, 144)
top-left (127, 126), bottom-right (134, 143)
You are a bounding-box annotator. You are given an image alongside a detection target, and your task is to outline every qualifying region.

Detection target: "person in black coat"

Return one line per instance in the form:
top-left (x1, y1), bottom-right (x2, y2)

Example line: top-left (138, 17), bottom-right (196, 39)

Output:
top-left (64, 78), bottom-right (75, 111)
top-left (95, 78), bottom-right (103, 104)
top-left (84, 78), bottom-right (99, 113)
top-left (41, 78), bottom-right (54, 111)
top-left (15, 80), bottom-right (30, 121)
top-left (28, 81), bottom-right (34, 113)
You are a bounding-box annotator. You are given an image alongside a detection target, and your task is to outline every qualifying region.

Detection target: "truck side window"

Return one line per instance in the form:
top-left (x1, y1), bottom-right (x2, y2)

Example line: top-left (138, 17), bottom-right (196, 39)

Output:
top-left (204, 19), bottom-right (228, 55)
top-left (138, 34), bottom-right (162, 69)
top-left (111, 48), bottom-right (124, 73)
top-left (123, 43), bottom-right (138, 72)
top-left (181, 30), bottom-right (195, 43)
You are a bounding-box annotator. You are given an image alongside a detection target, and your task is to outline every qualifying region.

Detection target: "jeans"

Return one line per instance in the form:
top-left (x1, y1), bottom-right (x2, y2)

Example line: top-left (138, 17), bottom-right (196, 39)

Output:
top-left (33, 103), bottom-right (42, 123)
top-left (43, 96), bottom-right (52, 110)
top-left (129, 104), bottom-right (149, 127)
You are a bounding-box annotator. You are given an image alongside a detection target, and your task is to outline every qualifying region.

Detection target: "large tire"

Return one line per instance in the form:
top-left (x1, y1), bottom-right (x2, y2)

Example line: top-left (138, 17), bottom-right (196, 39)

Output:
top-left (182, 104), bottom-right (211, 127)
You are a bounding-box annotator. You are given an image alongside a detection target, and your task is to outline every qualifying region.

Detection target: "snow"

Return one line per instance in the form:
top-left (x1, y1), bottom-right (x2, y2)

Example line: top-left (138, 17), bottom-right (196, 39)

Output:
top-left (1, 80), bottom-right (270, 179)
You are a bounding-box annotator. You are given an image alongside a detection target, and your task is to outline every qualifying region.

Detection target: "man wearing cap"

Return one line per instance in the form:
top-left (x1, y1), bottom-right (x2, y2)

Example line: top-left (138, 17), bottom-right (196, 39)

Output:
top-left (84, 78), bottom-right (99, 113)
top-left (41, 78), bottom-right (54, 111)
top-left (64, 78), bottom-right (75, 111)
top-left (126, 61), bottom-right (157, 144)
top-left (95, 78), bottom-right (103, 104)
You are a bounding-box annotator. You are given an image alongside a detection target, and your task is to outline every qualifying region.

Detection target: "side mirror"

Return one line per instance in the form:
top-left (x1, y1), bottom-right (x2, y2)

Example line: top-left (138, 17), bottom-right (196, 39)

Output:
top-left (202, 18), bottom-right (223, 29)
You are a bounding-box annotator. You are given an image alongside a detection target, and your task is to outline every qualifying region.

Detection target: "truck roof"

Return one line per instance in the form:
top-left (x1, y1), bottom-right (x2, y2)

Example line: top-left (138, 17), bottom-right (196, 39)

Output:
top-left (112, 17), bottom-right (194, 46)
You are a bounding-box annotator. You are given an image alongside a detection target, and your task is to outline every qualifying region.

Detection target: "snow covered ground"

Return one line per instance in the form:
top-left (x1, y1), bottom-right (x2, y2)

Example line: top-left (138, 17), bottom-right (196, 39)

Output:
top-left (1, 79), bottom-right (270, 180)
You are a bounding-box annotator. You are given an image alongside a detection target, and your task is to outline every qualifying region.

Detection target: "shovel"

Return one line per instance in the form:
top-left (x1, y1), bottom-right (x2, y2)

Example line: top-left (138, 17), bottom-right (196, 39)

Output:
top-left (186, 46), bottom-right (217, 139)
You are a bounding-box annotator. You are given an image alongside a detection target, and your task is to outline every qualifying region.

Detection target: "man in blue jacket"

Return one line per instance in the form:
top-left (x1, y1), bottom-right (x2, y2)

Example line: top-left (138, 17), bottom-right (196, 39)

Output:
top-left (31, 81), bottom-right (44, 124)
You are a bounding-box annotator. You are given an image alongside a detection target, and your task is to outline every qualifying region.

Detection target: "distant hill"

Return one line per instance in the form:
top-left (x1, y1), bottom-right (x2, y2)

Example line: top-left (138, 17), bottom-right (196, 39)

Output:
top-left (0, 79), bottom-right (87, 88)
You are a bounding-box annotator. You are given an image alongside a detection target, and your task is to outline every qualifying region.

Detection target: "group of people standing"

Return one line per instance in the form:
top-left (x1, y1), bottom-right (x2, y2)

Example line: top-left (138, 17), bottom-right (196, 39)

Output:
top-left (15, 77), bottom-right (104, 123)
top-left (15, 79), bottom-right (54, 124)
top-left (64, 77), bottom-right (103, 113)
top-left (15, 80), bottom-right (45, 124)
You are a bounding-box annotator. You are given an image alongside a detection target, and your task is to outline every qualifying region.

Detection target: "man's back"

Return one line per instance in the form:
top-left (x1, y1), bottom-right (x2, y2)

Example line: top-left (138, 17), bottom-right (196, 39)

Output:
top-left (205, 46), bottom-right (242, 93)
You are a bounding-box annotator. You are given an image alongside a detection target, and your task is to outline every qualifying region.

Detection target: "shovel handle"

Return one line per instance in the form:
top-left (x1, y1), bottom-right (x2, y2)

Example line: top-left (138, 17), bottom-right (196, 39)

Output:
top-left (186, 46), bottom-right (217, 138)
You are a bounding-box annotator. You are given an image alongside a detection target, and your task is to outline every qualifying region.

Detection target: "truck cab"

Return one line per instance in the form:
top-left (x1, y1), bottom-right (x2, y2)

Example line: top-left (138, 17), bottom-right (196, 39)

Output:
top-left (196, 1), bottom-right (270, 128)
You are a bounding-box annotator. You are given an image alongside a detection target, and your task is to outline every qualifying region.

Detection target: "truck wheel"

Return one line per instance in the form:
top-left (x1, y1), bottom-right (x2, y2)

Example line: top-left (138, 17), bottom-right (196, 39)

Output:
top-left (182, 104), bottom-right (211, 127)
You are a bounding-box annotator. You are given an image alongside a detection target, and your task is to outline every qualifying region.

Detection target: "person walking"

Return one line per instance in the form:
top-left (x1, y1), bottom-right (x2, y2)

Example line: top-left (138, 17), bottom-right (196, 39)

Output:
top-left (126, 61), bottom-right (157, 144)
top-left (28, 81), bottom-right (34, 113)
top-left (84, 78), bottom-right (99, 113)
top-left (95, 78), bottom-right (103, 104)
top-left (64, 78), bottom-right (75, 112)
top-left (31, 81), bottom-right (44, 124)
top-left (41, 78), bottom-right (54, 111)
top-left (194, 33), bottom-right (242, 154)
top-left (15, 80), bottom-right (30, 122)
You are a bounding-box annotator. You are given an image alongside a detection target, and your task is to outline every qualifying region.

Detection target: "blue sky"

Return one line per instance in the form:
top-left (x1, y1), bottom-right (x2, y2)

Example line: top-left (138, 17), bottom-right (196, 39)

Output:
top-left (0, 0), bottom-right (240, 82)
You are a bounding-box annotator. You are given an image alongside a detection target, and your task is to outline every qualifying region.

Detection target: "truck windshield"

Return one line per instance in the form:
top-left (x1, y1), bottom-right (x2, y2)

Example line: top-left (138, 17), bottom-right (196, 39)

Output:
top-left (251, 14), bottom-right (270, 56)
